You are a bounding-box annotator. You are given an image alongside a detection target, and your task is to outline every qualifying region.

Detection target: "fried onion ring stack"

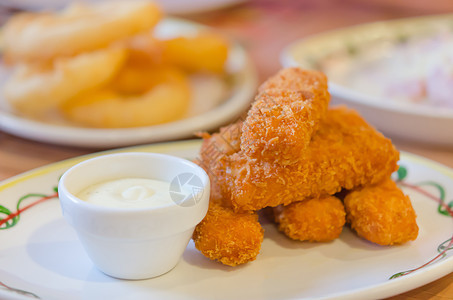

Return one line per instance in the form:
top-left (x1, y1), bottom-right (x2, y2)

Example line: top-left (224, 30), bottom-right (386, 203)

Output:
top-left (1, 1), bottom-right (230, 128)
top-left (2, 1), bottom-right (161, 64)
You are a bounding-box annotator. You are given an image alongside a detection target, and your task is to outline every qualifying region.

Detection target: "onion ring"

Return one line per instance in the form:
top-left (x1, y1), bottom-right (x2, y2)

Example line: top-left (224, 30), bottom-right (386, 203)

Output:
top-left (162, 33), bottom-right (229, 73)
top-left (111, 65), bottom-right (182, 95)
top-left (3, 46), bottom-right (126, 115)
top-left (60, 68), bottom-right (191, 128)
top-left (124, 32), bottom-right (229, 73)
top-left (2, 0), bottom-right (161, 63)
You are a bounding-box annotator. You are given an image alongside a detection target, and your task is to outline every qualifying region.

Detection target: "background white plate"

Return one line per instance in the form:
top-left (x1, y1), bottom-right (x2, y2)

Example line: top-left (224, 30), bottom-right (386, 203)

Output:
top-left (0, 18), bottom-right (258, 148)
top-left (0, 140), bottom-right (452, 300)
top-left (0, 0), bottom-right (246, 15)
top-left (281, 14), bottom-right (453, 147)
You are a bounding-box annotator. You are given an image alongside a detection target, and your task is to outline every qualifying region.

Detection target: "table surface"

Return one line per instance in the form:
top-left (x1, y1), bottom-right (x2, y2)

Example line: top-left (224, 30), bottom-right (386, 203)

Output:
top-left (0, 0), bottom-right (452, 299)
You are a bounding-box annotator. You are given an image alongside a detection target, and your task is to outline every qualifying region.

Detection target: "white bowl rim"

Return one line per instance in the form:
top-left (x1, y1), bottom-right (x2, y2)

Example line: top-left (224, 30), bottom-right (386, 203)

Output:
top-left (58, 152), bottom-right (210, 214)
top-left (280, 13), bottom-right (453, 120)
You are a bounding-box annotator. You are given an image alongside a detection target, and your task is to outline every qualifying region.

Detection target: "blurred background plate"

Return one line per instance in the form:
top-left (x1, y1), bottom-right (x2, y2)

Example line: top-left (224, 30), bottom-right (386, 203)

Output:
top-left (0, 0), bottom-right (245, 14)
top-left (281, 14), bottom-right (453, 147)
top-left (0, 18), bottom-right (258, 148)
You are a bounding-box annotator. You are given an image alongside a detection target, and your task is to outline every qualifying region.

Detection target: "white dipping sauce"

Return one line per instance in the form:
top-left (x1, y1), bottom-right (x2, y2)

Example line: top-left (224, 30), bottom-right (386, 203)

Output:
top-left (78, 178), bottom-right (176, 208)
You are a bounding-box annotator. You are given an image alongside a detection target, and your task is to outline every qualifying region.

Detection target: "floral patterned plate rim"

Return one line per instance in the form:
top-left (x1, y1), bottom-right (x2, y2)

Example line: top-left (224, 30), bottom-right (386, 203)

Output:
top-left (0, 139), bottom-right (452, 300)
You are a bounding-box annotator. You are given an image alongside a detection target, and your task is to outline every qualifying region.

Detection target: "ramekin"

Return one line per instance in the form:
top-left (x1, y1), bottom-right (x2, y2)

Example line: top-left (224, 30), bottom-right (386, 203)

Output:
top-left (58, 152), bottom-right (210, 280)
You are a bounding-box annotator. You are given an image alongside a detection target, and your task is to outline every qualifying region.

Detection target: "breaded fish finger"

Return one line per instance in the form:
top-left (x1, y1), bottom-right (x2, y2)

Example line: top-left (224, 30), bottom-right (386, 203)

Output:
top-left (224, 106), bottom-right (400, 211)
top-left (241, 68), bottom-right (329, 165)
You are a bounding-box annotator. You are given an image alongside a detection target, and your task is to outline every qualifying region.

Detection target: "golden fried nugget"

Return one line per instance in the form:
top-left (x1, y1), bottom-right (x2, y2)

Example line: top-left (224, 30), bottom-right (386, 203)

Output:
top-left (273, 195), bottom-right (346, 242)
top-left (192, 202), bottom-right (263, 266)
top-left (241, 68), bottom-right (329, 165)
top-left (344, 178), bottom-right (418, 245)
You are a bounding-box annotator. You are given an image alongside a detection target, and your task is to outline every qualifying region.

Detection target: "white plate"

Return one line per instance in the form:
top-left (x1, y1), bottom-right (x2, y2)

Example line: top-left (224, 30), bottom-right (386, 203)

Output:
top-left (0, 18), bottom-right (257, 148)
top-left (281, 14), bottom-right (453, 147)
top-left (0, 140), bottom-right (452, 300)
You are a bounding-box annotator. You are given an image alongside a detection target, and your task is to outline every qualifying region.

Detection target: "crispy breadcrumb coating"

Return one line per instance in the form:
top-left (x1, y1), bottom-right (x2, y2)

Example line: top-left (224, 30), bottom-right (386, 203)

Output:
top-left (344, 178), bottom-right (418, 245)
top-left (273, 195), bottom-right (346, 242)
top-left (222, 106), bottom-right (400, 211)
top-left (192, 202), bottom-right (264, 266)
top-left (195, 124), bottom-right (264, 266)
top-left (193, 68), bottom-right (414, 267)
top-left (197, 121), bottom-right (242, 208)
top-left (241, 68), bottom-right (329, 165)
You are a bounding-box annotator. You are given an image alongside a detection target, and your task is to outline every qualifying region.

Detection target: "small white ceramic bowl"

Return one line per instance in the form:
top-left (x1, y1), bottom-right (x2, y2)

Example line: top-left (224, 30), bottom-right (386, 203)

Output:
top-left (58, 152), bottom-right (210, 280)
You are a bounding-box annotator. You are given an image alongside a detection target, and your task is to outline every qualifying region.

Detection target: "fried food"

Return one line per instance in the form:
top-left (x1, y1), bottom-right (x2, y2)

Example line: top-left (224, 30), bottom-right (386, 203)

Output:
top-left (2, 0), bottom-right (161, 63)
top-left (193, 67), bottom-right (416, 267)
top-left (111, 65), bottom-right (186, 94)
top-left (124, 34), bottom-right (166, 67)
top-left (344, 178), bottom-right (418, 245)
top-left (1, 1), bottom-right (232, 127)
top-left (198, 121), bottom-right (242, 170)
top-left (192, 201), bottom-right (263, 266)
top-left (197, 121), bottom-right (243, 209)
top-left (3, 47), bottom-right (126, 115)
top-left (162, 33), bottom-right (229, 74)
top-left (61, 68), bottom-right (190, 128)
top-left (273, 195), bottom-right (346, 242)
top-left (241, 68), bottom-right (329, 165)
top-left (126, 32), bottom-right (230, 74)
top-left (209, 106), bottom-right (399, 212)
top-left (195, 122), bottom-right (264, 266)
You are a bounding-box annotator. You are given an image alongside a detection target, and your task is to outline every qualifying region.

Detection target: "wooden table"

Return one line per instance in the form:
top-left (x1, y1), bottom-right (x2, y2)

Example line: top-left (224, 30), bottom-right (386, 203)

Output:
top-left (0, 0), bottom-right (452, 298)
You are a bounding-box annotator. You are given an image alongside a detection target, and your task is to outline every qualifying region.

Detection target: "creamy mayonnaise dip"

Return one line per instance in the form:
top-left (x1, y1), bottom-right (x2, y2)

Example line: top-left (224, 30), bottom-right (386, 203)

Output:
top-left (77, 178), bottom-right (179, 208)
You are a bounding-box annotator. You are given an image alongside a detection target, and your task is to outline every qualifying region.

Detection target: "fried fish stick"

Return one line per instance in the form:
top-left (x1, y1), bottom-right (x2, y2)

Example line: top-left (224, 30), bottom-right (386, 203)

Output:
top-left (197, 121), bottom-right (242, 208)
top-left (192, 201), bottom-right (263, 266)
top-left (344, 178), bottom-right (418, 245)
top-left (241, 68), bottom-right (329, 165)
top-left (194, 123), bottom-right (263, 266)
top-left (218, 106), bottom-right (400, 211)
top-left (199, 121), bottom-right (242, 162)
top-left (273, 195), bottom-right (346, 242)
